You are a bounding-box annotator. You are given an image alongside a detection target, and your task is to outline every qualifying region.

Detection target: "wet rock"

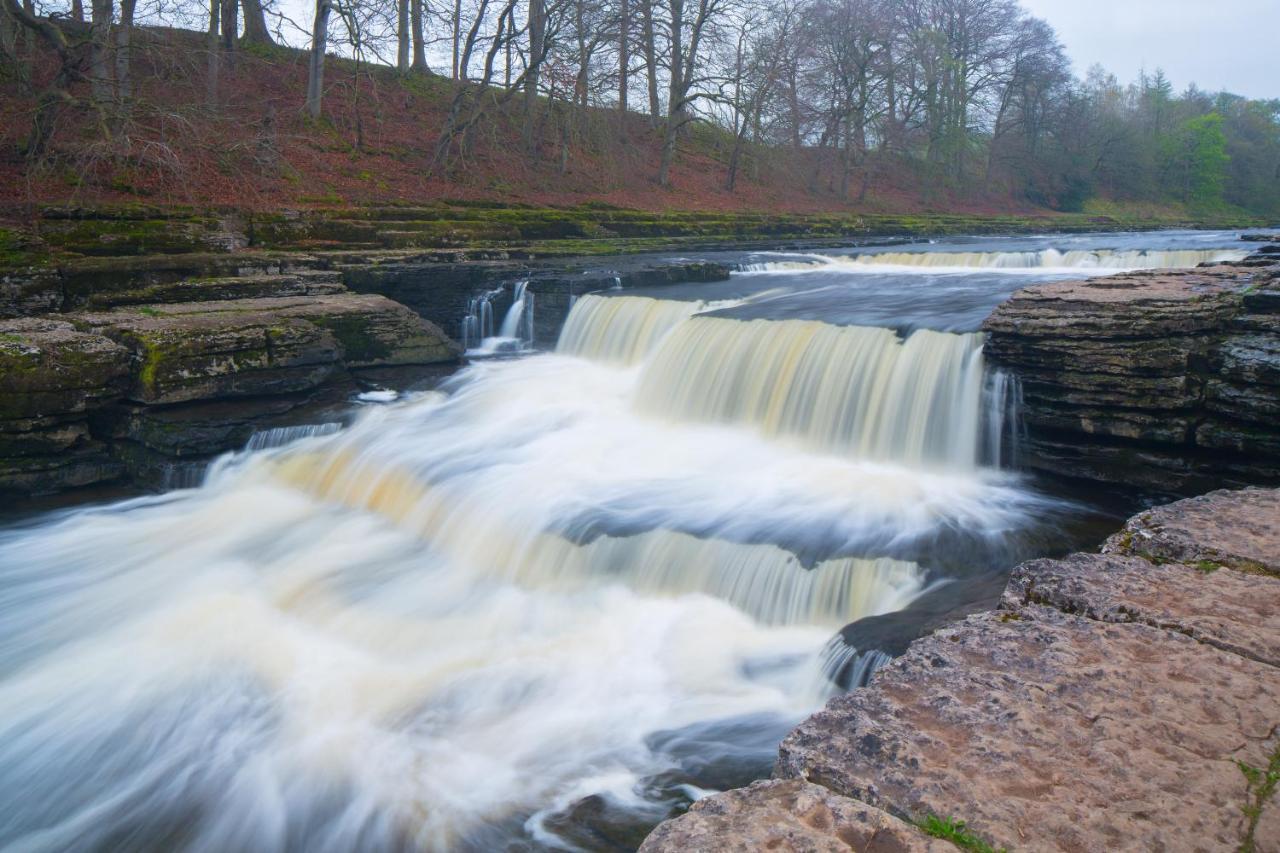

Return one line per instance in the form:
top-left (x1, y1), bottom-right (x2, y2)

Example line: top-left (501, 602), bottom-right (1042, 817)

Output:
top-left (983, 261), bottom-right (1280, 494)
top-left (638, 780), bottom-right (947, 853)
top-left (83, 271), bottom-right (346, 309)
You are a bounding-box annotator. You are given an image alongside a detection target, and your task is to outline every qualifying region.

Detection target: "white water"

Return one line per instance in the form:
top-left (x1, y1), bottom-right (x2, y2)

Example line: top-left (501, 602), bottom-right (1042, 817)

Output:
top-left (636, 317), bottom-right (990, 468)
top-left (464, 281), bottom-right (535, 356)
top-left (740, 247), bottom-right (1248, 274)
top-left (556, 294), bottom-right (710, 365)
top-left (0, 280), bottom-right (1058, 849)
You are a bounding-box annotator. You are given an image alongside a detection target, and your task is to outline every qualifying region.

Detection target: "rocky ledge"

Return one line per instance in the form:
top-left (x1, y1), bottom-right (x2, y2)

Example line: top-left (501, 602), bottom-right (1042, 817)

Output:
top-left (983, 247), bottom-right (1280, 494)
top-left (0, 280), bottom-right (460, 495)
top-left (641, 486), bottom-right (1280, 852)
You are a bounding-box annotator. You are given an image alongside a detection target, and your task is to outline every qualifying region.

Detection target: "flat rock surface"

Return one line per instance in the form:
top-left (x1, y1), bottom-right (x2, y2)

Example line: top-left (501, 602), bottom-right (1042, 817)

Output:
top-left (638, 780), bottom-right (949, 853)
top-left (776, 608), bottom-right (1279, 852)
top-left (1103, 487), bottom-right (1280, 575)
top-left (1004, 551), bottom-right (1280, 667)
top-left (981, 268), bottom-right (1252, 337)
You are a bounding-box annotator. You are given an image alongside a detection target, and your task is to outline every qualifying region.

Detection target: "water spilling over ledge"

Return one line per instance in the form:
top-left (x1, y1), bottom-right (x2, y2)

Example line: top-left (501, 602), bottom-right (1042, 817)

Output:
top-left (4, 230), bottom-right (1250, 851)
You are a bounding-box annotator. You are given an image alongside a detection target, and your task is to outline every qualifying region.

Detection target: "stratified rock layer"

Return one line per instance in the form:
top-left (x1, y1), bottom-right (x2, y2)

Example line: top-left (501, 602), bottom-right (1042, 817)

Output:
top-left (642, 487), bottom-right (1280, 853)
top-left (0, 283), bottom-right (460, 494)
top-left (983, 259), bottom-right (1280, 494)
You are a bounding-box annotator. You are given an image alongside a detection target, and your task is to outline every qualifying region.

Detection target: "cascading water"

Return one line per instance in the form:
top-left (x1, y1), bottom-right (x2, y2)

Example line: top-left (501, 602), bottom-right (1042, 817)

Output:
top-left (460, 286), bottom-right (501, 350)
top-left (463, 281), bottom-right (535, 356)
top-left (3, 230), bottom-right (1235, 851)
top-left (634, 317), bottom-right (989, 468)
top-left (556, 293), bottom-right (711, 365)
top-left (739, 246), bottom-right (1248, 273)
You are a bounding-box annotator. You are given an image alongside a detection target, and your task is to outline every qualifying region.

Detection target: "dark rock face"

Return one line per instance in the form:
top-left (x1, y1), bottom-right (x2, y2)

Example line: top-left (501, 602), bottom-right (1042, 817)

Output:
top-left (983, 260), bottom-right (1280, 494)
top-left (642, 487), bottom-right (1280, 853)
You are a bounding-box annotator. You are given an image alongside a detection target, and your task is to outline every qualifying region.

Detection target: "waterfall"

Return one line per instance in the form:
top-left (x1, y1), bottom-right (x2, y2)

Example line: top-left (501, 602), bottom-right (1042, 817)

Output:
top-left (556, 294), bottom-right (709, 365)
top-left (633, 316), bottom-right (989, 468)
top-left (741, 247), bottom-right (1248, 273)
top-left (497, 280), bottom-right (534, 345)
top-left (244, 422), bottom-right (344, 452)
top-left (460, 286), bottom-right (502, 349)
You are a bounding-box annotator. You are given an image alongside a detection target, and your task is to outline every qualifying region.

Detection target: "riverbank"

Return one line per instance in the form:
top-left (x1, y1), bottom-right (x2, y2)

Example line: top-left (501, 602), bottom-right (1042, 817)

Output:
top-left (641, 485), bottom-right (1280, 852)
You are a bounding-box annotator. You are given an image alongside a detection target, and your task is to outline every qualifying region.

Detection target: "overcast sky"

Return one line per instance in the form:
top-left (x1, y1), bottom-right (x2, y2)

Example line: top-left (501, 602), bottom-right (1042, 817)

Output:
top-left (1018, 0), bottom-right (1276, 99)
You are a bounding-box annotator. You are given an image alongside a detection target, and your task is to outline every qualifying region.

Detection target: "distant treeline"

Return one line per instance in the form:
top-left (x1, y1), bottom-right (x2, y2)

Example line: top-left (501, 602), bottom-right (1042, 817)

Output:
top-left (1, 0), bottom-right (1277, 214)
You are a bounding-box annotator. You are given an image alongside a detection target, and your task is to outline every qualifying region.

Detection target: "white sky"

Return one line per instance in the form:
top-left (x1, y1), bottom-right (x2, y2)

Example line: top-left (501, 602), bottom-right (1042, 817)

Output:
top-left (1019, 0), bottom-right (1277, 99)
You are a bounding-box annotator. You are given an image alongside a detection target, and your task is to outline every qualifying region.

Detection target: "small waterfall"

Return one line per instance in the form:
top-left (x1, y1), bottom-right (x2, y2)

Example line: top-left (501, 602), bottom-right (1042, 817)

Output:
top-left (634, 316), bottom-right (989, 468)
top-left (816, 636), bottom-right (893, 690)
top-left (982, 370), bottom-right (1023, 469)
top-left (497, 280), bottom-right (535, 346)
top-left (244, 422), bottom-right (343, 452)
top-left (461, 286), bottom-right (502, 349)
top-left (556, 294), bottom-right (709, 365)
top-left (741, 247), bottom-right (1248, 272)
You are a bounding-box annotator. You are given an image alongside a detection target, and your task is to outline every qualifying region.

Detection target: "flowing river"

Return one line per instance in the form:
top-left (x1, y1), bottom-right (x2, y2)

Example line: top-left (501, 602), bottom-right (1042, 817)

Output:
top-left (0, 231), bottom-right (1249, 851)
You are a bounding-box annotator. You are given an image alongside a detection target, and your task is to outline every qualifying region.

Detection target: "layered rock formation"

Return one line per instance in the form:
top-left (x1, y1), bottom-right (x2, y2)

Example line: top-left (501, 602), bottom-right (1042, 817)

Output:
top-left (983, 250), bottom-right (1280, 494)
top-left (0, 278), bottom-right (460, 495)
top-left (642, 487), bottom-right (1280, 852)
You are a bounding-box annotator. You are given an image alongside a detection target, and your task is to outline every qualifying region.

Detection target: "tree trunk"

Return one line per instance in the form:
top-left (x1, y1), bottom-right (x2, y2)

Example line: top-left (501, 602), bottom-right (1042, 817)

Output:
top-left (450, 0), bottom-right (461, 78)
top-left (241, 0), bottom-right (272, 45)
top-left (206, 0), bottom-right (219, 106)
top-left (396, 0), bottom-right (409, 72)
top-left (114, 0), bottom-right (136, 101)
top-left (219, 0), bottom-right (237, 52)
top-left (410, 0), bottom-right (427, 70)
top-left (0, 1), bottom-right (17, 57)
top-left (617, 0), bottom-right (628, 113)
top-left (523, 0), bottom-right (545, 151)
top-left (70, 0), bottom-right (83, 22)
top-left (640, 0), bottom-right (658, 121)
top-left (89, 0), bottom-right (112, 102)
top-left (305, 0), bottom-right (330, 118)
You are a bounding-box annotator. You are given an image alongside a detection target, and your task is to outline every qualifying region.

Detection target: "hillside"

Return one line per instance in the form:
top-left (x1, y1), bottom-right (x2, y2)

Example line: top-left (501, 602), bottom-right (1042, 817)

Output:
top-left (0, 24), bottom-right (1157, 219)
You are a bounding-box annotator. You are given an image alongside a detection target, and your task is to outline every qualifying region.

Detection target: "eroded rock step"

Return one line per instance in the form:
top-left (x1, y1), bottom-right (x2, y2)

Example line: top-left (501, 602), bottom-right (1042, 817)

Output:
top-left (642, 487), bottom-right (1280, 852)
top-left (983, 257), bottom-right (1280, 494)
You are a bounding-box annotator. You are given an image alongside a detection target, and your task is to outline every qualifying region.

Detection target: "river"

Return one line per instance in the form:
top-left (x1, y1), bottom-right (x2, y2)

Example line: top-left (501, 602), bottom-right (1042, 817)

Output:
top-left (0, 230), bottom-right (1248, 851)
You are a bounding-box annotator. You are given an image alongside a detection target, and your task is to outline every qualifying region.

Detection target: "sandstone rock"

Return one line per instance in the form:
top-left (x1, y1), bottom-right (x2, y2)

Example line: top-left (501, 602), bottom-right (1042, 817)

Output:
top-left (981, 269), bottom-right (1248, 338)
top-left (647, 490), bottom-right (1280, 853)
top-left (638, 780), bottom-right (948, 853)
top-left (1103, 486), bottom-right (1280, 575)
top-left (775, 608), bottom-right (1279, 852)
top-left (1004, 551), bottom-right (1280, 667)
